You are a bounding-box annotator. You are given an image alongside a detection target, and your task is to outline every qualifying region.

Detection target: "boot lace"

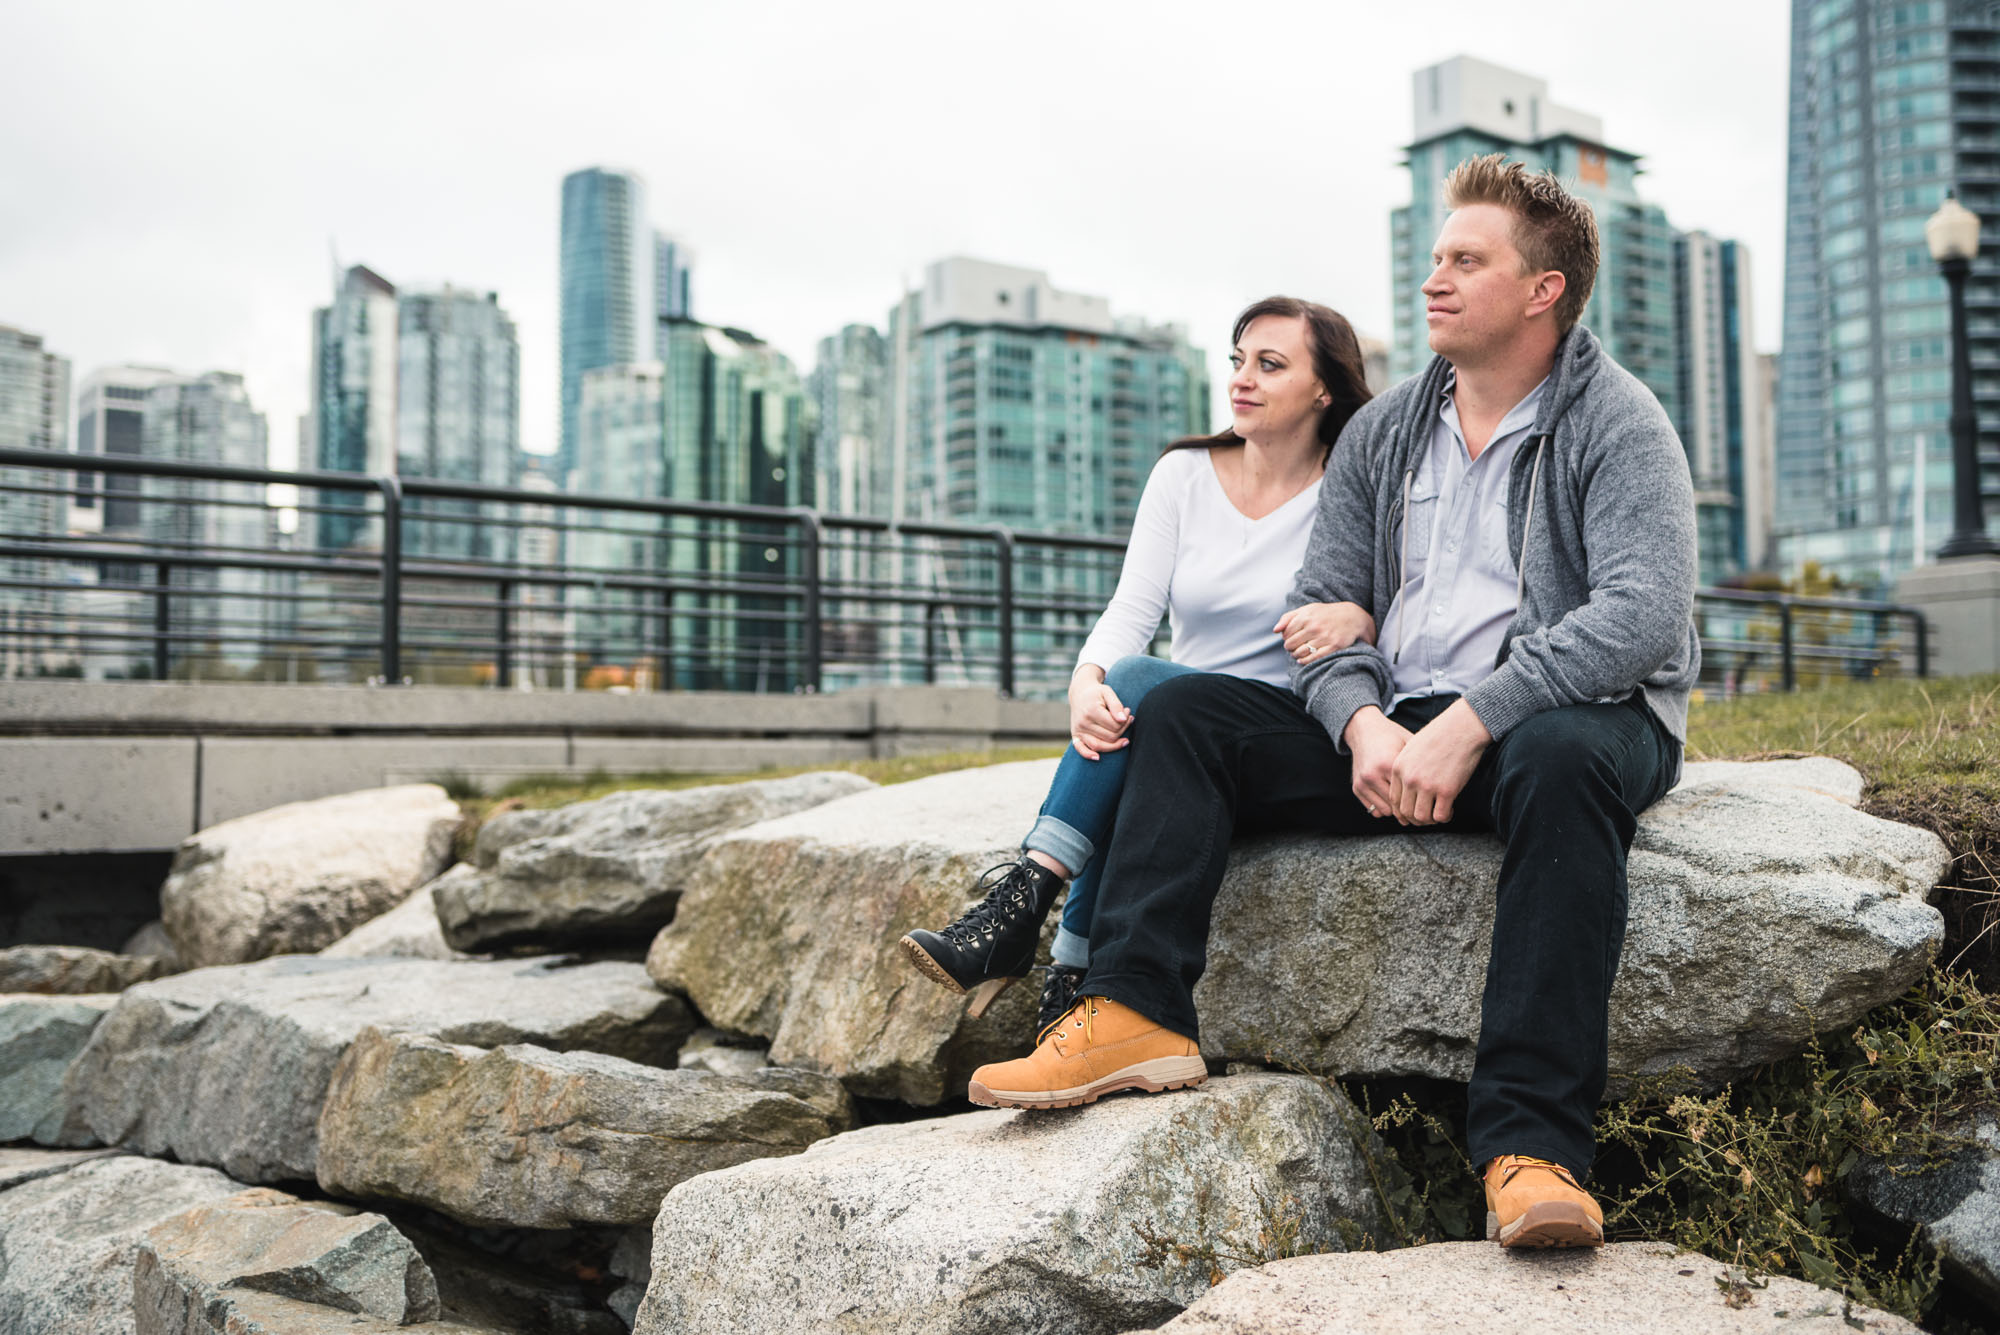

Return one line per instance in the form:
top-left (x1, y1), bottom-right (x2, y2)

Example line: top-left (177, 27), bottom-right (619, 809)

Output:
top-left (1491, 1155), bottom-right (1579, 1189)
top-left (939, 862), bottom-right (1042, 952)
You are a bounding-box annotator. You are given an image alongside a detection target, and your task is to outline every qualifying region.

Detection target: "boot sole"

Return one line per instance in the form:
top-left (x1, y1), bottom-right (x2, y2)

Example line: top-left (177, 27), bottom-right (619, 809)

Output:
top-left (966, 1055), bottom-right (1208, 1110)
top-left (1488, 1203), bottom-right (1604, 1249)
top-left (897, 936), bottom-right (1018, 1018)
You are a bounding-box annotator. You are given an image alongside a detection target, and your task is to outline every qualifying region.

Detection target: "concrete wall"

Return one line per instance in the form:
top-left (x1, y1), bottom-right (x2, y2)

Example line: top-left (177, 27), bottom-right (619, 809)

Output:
top-left (0, 682), bottom-right (1067, 854)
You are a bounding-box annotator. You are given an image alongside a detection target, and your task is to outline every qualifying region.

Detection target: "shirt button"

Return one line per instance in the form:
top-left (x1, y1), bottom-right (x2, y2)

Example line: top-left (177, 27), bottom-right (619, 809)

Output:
top-left (1432, 605), bottom-right (1444, 617)
top-left (1447, 540), bottom-right (1458, 552)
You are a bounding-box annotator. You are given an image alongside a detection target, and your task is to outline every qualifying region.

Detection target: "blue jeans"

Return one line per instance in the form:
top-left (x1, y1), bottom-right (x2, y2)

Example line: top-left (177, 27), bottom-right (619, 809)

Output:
top-left (1024, 655), bottom-right (1202, 968)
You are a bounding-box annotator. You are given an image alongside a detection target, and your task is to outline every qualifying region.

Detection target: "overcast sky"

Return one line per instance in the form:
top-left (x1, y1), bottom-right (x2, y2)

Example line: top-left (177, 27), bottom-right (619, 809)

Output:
top-left (2, 0), bottom-right (1791, 471)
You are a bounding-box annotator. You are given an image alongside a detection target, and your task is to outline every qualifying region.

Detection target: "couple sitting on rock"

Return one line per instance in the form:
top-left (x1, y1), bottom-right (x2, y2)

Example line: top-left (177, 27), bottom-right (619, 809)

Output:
top-left (898, 155), bottom-right (1700, 1250)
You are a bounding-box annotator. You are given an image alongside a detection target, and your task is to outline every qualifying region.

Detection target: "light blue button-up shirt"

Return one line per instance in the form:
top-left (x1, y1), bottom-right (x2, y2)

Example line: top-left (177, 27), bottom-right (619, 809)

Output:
top-left (1379, 374), bottom-right (1547, 704)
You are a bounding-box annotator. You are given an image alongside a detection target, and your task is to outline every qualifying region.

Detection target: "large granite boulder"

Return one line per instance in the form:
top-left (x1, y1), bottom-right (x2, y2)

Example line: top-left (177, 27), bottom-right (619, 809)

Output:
top-left (649, 757), bottom-right (1945, 1104)
top-left (319, 869), bottom-right (474, 961)
top-left (0, 945), bottom-right (171, 994)
top-left (65, 955), bottom-right (693, 1184)
top-left (316, 1027), bottom-right (851, 1229)
top-left (644, 763), bottom-right (1056, 1103)
top-left (437, 772), bottom-right (876, 952)
top-left (133, 1187), bottom-right (439, 1330)
top-left (1136, 1242), bottom-right (1920, 1334)
top-left (0, 993), bottom-right (115, 1145)
top-left (1847, 1109), bottom-right (2000, 1314)
top-left (631, 1073), bottom-right (1391, 1335)
top-left (162, 784), bottom-right (461, 968)
top-left (0, 1150), bottom-right (249, 1334)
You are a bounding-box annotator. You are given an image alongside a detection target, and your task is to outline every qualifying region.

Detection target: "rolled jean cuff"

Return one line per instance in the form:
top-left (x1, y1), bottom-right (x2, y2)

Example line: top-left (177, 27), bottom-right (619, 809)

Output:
top-left (1051, 926), bottom-right (1091, 969)
top-left (1024, 814), bottom-right (1093, 877)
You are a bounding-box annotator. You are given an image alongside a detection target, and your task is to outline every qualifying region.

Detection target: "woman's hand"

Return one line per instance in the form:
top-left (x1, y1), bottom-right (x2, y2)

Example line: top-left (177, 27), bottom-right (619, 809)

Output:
top-left (1275, 601), bottom-right (1378, 666)
top-left (1068, 665), bottom-right (1133, 761)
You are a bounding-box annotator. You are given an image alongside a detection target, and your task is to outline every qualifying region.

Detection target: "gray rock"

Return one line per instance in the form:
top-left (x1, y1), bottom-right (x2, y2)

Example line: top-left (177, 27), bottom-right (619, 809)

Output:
top-left (1136, 1242), bottom-right (1921, 1334)
top-left (648, 757), bottom-right (1945, 1103)
top-left (66, 955), bottom-right (693, 1184)
top-left (439, 772), bottom-right (875, 952)
top-left (1200, 756), bottom-right (1945, 1090)
top-left (134, 1279), bottom-right (494, 1335)
top-left (320, 867), bottom-right (475, 961)
top-left (1847, 1109), bottom-right (2000, 1313)
top-left (162, 784), bottom-right (462, 968)
top-left (0, 993), bottom-right (116, 1145)
top-left (121, 921), bottom-right (182, 972)
top-left (316, 1027), bottom-right (843, 1228)
top-left (0, 1146), bottom-right (122, 1192)
top-left (631, 1073), bottom-right (1392, 1335)
top-left (0, 945), bottom-right (171, 994)
top-left (645, 762), bottom-right (1058, 1103)
top-left (606, 1228), bottom-right (651, 1330)
top-left (0, 1152), bottom-right (249, 1335)
top-left (674, 1026), bottom-right (769, 1079)
top-left (133, 1186), bottom-right (438, 1327)
top-left (738, 1066), bottom-right (856, 1133)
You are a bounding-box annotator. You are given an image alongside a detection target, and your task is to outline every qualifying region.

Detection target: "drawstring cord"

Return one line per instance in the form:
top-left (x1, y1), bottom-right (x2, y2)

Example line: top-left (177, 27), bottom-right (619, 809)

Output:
top-left (1394, 466), bottom-right (1414, 665)
top-left (1516, 436), bottom-right (1547, 610)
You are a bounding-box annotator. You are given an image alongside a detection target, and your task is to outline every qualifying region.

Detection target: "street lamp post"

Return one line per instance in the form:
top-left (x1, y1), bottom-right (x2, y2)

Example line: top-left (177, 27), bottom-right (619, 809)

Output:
top-left (1926, 194), bottom-right (2000, 558)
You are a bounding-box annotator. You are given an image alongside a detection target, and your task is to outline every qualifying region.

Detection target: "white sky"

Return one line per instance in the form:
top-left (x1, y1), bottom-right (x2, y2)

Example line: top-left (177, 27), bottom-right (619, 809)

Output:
top-left (1, 0), bottom-right (1791, 471)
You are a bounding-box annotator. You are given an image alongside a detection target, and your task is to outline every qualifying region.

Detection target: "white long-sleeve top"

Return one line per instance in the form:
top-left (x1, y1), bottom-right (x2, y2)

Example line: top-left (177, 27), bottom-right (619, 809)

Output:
top-left (1076, 447), bottom-right (1323, 689)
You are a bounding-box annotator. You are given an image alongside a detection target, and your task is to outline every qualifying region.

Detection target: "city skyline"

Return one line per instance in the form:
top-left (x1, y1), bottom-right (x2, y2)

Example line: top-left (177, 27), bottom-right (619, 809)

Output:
top-left (3, 2), bottom-right (1790, 474)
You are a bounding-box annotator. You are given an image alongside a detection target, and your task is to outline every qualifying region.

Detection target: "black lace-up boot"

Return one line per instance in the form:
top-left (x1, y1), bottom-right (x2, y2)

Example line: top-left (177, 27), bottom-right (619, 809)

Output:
top-left (898, 857), bottom-right (1066, 1017)
top-left (1035, 963), bottom-right (1087, 1043)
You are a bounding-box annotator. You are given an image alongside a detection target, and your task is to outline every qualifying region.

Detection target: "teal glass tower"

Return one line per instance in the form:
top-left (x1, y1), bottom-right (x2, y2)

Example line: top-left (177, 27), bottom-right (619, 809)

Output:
top-left (559, 167), bottom-right (652, 485)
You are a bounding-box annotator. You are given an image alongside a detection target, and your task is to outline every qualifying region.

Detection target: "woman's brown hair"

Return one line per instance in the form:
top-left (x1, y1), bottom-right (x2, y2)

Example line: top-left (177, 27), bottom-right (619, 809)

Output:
top-left (1165, 295), bottom-right (1373, 461)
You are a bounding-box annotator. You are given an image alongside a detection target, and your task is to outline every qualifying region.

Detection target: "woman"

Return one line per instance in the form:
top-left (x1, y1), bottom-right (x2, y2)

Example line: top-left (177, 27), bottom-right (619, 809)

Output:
top-left (899, 296), bottom-right (1376, 1039)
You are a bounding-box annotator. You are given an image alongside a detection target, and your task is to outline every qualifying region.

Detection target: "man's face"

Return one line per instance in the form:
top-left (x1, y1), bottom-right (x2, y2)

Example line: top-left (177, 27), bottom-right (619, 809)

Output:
top-left (1422, 203), bottom-right (1549, 365)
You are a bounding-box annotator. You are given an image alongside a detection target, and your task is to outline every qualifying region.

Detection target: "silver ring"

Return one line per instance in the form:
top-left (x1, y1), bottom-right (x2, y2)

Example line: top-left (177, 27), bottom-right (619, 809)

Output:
top-left (1367, 804), bottom-right (1378, 816)
top-left (1303, 643), bottom-right (1317, 657)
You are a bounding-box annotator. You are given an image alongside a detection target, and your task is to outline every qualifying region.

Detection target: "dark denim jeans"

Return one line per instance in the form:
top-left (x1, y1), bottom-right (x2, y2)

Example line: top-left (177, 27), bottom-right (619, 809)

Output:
top-left (1022, 655), bottom-right (1201, 968)
top-left (1078, 673), bottom-right (1681, 1179)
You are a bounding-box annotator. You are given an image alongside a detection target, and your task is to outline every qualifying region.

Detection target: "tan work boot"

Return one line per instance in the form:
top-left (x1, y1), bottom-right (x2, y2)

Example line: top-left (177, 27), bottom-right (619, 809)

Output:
top-left (1483, 1155), bottom-right (1605, 1248)
top-left (967, 997), bottom-right (1206, 1110)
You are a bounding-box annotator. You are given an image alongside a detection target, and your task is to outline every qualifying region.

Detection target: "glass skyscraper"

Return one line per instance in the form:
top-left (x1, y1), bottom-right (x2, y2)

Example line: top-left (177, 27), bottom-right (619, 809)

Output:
top-left (1676, 232), bottom-right (1774, 581)
top-left (1778, 0), bottom-right (2000, 588)
top-left (310, 264), bottom-right (399, 551)
top-left (396, 286), bottom-right (521, 561)
top-left (567, 319), bottom-right (810, 690)
top-left (889, 256), bottom-right (1209, 538)
top-left (140, 372), bottom-right (272, 670)
top-left (0, 323), bottom-right (71, 676)
top-left (310, 268), bottom-right (522, 557)
top-left (559, 167), bottom-right (653, 484)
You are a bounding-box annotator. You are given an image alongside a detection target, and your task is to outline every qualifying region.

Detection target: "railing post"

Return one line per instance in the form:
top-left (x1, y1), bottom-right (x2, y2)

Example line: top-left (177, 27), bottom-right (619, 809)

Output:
top-left (994, 527), bottom-right (1016, 697)
top-left (794, 509), bottom-right (822, 693)
top-left (376, 475), bottom-right (404, 684)
top-left (924, 601), bottom-right (939, 685)
top-left (153, 561), bottom-right (171, 681)
top-left (1912, 608), bottom-right (1931, 678)
top-left (1778, 599), bottom-right (1796, 692)
top-left (495, 578), bottom-right (512, 689)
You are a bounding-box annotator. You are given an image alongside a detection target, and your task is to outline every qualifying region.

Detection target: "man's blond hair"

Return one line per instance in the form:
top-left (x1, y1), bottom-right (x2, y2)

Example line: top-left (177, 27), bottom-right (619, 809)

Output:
top-left (1443, 154), bottom-right (1600, 334)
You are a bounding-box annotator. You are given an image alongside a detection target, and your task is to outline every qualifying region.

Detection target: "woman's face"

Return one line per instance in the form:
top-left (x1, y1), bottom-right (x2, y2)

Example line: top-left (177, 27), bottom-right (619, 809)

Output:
top-left (1227, 314), bottom-right (1326, 445)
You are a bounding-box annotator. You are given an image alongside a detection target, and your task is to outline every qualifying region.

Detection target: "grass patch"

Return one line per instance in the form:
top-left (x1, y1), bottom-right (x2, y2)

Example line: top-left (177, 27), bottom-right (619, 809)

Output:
top-left (456, 744), bottom-right (1066, 828)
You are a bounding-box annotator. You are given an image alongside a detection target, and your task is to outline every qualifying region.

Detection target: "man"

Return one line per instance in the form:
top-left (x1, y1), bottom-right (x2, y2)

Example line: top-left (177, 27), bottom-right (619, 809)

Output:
top-left (967, 155), bottom-right (1700, 1250)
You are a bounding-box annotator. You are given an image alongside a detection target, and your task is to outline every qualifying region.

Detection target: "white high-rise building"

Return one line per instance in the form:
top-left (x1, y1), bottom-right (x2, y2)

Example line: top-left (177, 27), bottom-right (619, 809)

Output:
top-left (1675, 232), bottom-right (1773, 580)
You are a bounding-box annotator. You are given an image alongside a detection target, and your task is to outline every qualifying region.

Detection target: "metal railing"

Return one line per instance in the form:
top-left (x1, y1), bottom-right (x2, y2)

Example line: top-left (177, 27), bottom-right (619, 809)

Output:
top-left (0, 448), bottom-right (1930, 696)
